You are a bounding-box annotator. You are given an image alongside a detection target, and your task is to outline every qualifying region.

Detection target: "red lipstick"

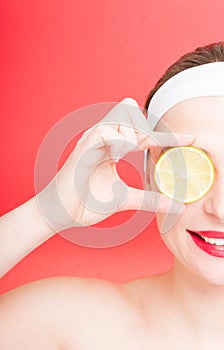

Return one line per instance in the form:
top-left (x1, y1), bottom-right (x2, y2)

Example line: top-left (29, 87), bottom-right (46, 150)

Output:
top-left (193, 231), bottom-right (224, 239)
top-left (187, 230), bottom-right (224, 258)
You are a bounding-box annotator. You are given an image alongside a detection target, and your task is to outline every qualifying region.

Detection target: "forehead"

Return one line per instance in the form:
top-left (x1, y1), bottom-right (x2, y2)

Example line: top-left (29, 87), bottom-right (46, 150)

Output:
top-left (154, 96), bottom-right (224, 133)
top-left (150, 96), bottom-right (224, 162)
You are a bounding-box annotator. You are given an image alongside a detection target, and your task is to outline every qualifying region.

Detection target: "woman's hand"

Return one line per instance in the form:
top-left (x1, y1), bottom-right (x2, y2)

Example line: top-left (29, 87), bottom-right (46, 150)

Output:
top-left (37, 98), bottom-right (195, 231)
top-left (0, 97), bottom-right (194, 278)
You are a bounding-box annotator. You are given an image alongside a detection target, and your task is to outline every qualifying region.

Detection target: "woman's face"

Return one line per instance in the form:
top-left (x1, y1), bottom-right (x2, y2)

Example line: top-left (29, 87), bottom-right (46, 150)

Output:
top-left (147, 96), bottom-right (224, 285)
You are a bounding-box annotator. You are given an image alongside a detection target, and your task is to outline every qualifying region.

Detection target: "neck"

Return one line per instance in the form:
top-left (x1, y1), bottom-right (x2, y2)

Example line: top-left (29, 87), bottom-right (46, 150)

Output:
top-left (168, 258), bottom-right (224, 335)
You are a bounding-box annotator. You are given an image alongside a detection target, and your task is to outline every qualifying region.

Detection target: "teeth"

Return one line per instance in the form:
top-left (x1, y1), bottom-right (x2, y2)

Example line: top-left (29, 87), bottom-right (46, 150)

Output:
top-left (199, 235), bottom-right (224, 245)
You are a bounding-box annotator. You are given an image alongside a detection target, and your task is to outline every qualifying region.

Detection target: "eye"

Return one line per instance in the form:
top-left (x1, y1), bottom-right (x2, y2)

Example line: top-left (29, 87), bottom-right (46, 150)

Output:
top-left (154, 146), bottom-right (215, 203)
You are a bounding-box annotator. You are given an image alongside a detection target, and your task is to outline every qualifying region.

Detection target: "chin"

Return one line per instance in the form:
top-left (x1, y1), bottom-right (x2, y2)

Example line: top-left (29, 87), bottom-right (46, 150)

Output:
top-left (191, 263), bottom-right (224, 286)
top-left (176, 252), bottom-right (224, 286)
top-left (160, 226), bottom-right (224, 286)
top-left (186, 255), bottom-right (224, 286)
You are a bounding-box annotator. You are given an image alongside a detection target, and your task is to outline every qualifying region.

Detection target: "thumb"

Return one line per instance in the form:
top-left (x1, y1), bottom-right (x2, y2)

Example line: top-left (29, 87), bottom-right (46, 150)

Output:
top-left (119, 187), bottom-right (186, 214)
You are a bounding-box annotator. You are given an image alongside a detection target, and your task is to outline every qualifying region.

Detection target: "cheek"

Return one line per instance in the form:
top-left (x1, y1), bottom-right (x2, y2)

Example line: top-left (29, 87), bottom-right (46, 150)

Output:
top-left (156, 212), bottom-right (177, 235)
top-left (156, 209), bottom-right (186, 235)
top-left (156, 216), bottom-right (186, 256)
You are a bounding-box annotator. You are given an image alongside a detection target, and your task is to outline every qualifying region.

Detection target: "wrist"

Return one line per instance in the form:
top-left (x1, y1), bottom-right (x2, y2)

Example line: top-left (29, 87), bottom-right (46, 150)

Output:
top-left (36, 177), bottom-right (75, 233)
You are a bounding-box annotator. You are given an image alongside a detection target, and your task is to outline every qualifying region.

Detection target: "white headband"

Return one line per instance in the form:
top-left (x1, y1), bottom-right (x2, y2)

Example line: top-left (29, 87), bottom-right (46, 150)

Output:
top-left (144, 61), bottom-right (224, 171)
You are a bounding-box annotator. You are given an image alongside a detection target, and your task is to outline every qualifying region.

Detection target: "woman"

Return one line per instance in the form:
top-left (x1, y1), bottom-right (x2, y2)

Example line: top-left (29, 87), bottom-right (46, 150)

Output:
top-left (1, 42), bottom-right (224, 349)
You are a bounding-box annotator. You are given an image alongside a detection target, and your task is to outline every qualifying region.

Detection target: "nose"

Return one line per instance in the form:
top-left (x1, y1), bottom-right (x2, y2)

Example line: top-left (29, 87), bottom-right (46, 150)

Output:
top-left (203, 169), bottom-right (224, 222)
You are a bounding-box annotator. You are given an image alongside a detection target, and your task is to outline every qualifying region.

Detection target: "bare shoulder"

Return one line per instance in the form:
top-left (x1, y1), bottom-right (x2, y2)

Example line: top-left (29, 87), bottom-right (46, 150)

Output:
top-left (0, 273), bottom-right (171, 349)
top-left (0, 275), bottom-right (126, 307)
top-left (121, 271), bottom-right (170, 299)
top-left (0, 276), bottom-right (138, 349)
top-left (0, 275), bottom-right (129, 321)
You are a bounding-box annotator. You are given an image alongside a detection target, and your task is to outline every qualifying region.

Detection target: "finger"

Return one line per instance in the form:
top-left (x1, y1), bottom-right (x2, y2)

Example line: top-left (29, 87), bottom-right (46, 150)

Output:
top-left (95, 98), bottom-right (152, 158)
top-left (108, 121), bottom-right (139, 160)
top-left (137, 132), bottom-right (195, 151)
top-left (98, 97), bottom-right (152, 137)
top-left (120, 98), bottom-right (153, 136)
top-left (98, 98), bottom-right (195, 151)
top-left (118, 187), bottom-right (186, 214)
top-left (147, 132), bottom-right (195, 149)
top-left (74, 125), bottom-right (123, 166)
top-left (75, 124), bottom-right (139, 167)
top-left (93, 103), bottom-right (141, 160)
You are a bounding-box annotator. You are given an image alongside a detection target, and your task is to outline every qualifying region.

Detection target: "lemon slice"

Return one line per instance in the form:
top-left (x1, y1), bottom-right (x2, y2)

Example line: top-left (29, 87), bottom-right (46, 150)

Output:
top-left (154, 146), bottom-right (215, 203)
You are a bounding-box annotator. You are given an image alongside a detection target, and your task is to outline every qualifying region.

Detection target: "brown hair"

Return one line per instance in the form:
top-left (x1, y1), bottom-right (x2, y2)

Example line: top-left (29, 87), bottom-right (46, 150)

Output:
top-left (144, 42), bottom-right (224, 112)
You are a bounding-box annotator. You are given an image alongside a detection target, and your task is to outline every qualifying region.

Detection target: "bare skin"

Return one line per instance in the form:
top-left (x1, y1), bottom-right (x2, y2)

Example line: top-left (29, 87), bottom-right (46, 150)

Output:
top-left (0, 273), bottom-right (195, 350)
top-left (5, 97), bottom-right (224, 349)
top-left (0, 271), bottom-right (215, 350)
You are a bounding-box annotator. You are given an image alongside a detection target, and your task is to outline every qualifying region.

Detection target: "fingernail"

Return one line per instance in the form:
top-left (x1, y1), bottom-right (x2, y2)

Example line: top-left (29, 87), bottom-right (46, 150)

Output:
top-left (111, 154), bottom-right (121, 163)
top-left (122, 97), bottom-right (137, 106)
top-left (184, 134), bottom-right (195, 139)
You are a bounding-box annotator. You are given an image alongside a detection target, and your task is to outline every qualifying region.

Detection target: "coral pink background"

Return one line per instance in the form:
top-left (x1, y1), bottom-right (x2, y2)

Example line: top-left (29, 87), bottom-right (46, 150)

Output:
top-left (1, 0), bottom-right (224, 294)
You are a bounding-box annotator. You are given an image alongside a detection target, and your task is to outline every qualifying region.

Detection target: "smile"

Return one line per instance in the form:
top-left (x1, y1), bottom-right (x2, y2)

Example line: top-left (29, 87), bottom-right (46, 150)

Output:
top-left (186, 230), bottom-right (224, 257)
top-left (198, 236), bottom-right (224, 245)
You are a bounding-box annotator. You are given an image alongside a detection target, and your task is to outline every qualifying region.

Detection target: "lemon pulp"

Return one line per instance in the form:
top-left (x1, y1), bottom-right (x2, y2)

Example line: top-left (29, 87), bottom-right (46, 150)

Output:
top-left (154, 146), bottom-right (215, 203)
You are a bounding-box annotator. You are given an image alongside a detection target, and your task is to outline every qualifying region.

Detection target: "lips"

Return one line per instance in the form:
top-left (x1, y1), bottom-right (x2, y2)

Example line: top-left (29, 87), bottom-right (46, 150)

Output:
top-left (187, 230), bottom-right (224, 239)
top-left (186, 229), bottom-right (224, 257)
